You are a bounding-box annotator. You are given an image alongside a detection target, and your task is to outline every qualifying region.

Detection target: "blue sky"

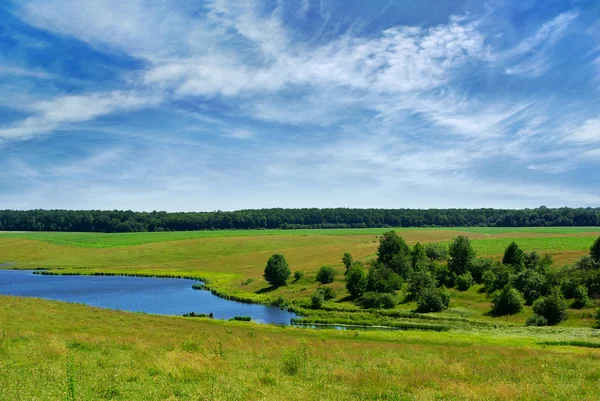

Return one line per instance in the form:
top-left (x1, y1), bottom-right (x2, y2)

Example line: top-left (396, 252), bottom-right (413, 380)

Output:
top-left (0, 0), bottom-right (599, 211)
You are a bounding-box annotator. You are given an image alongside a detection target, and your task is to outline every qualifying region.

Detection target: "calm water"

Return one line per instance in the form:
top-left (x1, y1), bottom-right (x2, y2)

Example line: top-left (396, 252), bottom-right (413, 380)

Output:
top-left (0, 270), bottom-right (296, 324)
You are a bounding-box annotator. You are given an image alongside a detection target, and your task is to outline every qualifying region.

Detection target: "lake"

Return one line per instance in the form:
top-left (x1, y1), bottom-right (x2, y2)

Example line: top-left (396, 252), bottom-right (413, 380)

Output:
top-left (0, 270), bottom-right (297, 324)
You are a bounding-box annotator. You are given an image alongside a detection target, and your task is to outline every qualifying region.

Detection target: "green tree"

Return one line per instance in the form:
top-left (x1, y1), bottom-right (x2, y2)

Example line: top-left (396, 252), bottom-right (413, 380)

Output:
top-left (342, 252), bottom-right (353, 274)
top-left (263, 254), bottom-right (291, 286)
top-left (532, 289), bottom-right (567, 325)
top-left (407, 269), bottom-right (437, 300)
top-left (411, 242), bottom-right (428, 268)
top-left (448, 236), bottom-right (475, 276)
top-left (571, 285), bottom-right (589, 309)
top-left (345, 264), bottom-right (368, 299)
top-left (456, 272), bottom-right (474, 291)
top-left (367, 264), bottom-right (402, 294)
top-left (377, 231), bottom-right (409, 267)
top-left (316, 266), bottom-right (336, 284)
top-left (311, 291), bottom-right (324, 309)
top-left (424, 242), bottom-right (448, 261)
top-left (513, 269), bottom-right (548, 305)
top-left (491, 286), bottom-right (524, 315)
top-left (502, 242), bottom-right (525, 271)
top-left (417, 287), bottom-right (450, 313)
top-left (591, 236), bottom-right (600, 264)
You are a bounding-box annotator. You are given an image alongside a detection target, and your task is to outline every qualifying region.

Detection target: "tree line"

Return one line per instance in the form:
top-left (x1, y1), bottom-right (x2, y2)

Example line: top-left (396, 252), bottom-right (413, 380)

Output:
top-left (1, 206), bottom-right (600, 232)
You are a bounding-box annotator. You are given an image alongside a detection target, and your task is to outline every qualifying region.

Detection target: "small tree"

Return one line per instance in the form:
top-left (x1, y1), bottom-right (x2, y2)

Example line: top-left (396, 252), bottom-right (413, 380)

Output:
top-left (356, 292), bottom-right (397, 309)
top-left (425, 242), bottom-right (448, 261)
top-left (367, 264), bottom-right (402, 294)
top-left (311, 291), bottom-right (324, 309)
top-left (411, 242), bottom-right (428, 268)
top-left (263, 254), bottom-right (291, 286)
top-left (316, 286), bottom-right (336, 301)
top-left (571, 285), bottom-right (589, 309)
top-left (342, 253), bottom-right (353, 274)
top-left (502, 242), bottom-right (525, 271)
top-left (388, 252), bottom-right (412, 279)
top-left (417, 287), bottom-right (450, 313)
top-left (377, 231), bottom-right (410, 267)
top-left (513, 269), bottom-right (548, 305)
top-left (346, 264), bottom-right (368, 299)
top-left (532, 290), bottom-right (567, 325)
top-left (470, 258), bottom-right (494, 284)
top-left (406, 270), bottom-right (437, 300)
top-left (316, 266), bottom-right (336, 284)
top-left (591, 236), bottom-right (600, 264)
top-left (293, 271), bottom-right (304, 282)
top-left (596, 308), bottom-right (600, 328)
top-left (448, 236), bottom-right (475, 276)
top-left (456, 272), bottom-right (474, 291)
top-left (491, 286), bottom-right (524, 315)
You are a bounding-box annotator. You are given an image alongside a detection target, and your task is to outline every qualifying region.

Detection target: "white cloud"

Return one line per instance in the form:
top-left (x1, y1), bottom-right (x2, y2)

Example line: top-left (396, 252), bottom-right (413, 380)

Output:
top-left (563, 119), bottom-right (600, 144)
top-left (222, 129), bottom-right (256, 140)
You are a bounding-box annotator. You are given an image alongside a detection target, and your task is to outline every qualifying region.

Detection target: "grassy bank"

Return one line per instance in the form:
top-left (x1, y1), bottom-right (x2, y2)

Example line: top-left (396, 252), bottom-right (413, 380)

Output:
top-left (1, 296), bottom-right (599, 400)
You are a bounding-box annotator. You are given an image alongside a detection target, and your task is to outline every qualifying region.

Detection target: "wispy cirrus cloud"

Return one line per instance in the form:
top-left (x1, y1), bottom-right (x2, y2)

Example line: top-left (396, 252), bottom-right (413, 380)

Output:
top-left (0, 0), bottom-right (598, 210)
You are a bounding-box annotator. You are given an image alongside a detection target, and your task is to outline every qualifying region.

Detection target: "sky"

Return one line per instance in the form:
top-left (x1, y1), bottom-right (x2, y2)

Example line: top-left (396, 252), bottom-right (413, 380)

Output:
top-left (0, 0), bottom-right (599, 211)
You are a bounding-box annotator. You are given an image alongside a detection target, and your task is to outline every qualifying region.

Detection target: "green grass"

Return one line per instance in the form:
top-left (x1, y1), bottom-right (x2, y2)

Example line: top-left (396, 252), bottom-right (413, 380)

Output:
top-left (1, 296), bottom-right (600, 400)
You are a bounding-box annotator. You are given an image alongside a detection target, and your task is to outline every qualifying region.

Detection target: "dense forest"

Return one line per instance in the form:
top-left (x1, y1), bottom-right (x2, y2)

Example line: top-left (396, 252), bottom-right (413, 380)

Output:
top-left (0, 207), bottom-right (599, 233)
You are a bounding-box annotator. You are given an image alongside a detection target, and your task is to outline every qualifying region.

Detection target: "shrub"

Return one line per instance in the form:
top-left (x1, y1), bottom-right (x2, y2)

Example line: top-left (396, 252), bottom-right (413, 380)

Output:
top-left (345, 263), bottom-right (368, 298)
top-left (231, 316), bottom-right (251, 321)
top-left (596, 308), bottom-right (600, 328)
top-left (388, 251), bottom-right (413, 279)
top-left (482, 270), bottom-right (498, 294)
top-left (293, 271), bottom-right (304, 281)
top-left (491, 286), bottom-right (524, 315)
top-left (377, 231), bottom-right (410, 267)
top-left (417, 287), bottom-right (450, 313)
top-left (425, 242), bottom-right (448, 261)
top-left (448, 236), bottom-right (475, 276)
top-left (591, 236), bottom-right (600, 264)
top-left (470, 258), bottom-right (493, 284)
top-left (406, 270), bottom-right (437, 300)
top-left (526, 314), bottom-right (549, 327)
top-left (366, 264), bottom-right (402, 294)
top-left (263, 254), bottom-right (291, 286)
top-left (433, 263), bottom-right (454, 288)
top-left (456, 272), bottom-right (474, 291)
top-left (281, 341), bottom-right (309, 376)
top-left (316, 266), bottom-right (336, 284)
top-left (311, 291), bottom-right (324, 309)
top-left (532, 290), bottom-right (567, 325)
top-left (571, 285), bottom-right (589, 309)
top-left (342, 253), bottom-right (353, 274)
top-left (316, 286), bottom-right (336, 301)
top-left (356, 292), bottom-right (398, 309)
top-left (560, 278), bottom-right (578, 299)
top-left (411, 242), bottom-right (428, 268)
top-left (502, 242), bottom-right (525, 271)
top-left (513, 269), bottom-right (548, 305)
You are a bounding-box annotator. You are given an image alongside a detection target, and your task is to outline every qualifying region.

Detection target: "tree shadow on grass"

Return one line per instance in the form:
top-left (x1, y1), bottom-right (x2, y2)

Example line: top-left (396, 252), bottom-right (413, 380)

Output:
top-left (256, 285), bottom-right (278, 294)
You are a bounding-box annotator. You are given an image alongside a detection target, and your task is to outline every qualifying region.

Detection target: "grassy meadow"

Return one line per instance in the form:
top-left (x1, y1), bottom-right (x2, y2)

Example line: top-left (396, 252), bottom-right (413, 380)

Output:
top-left (1, 227), bottom-right (599, 326)
top-left (1, 296), bottom-right (600, 400)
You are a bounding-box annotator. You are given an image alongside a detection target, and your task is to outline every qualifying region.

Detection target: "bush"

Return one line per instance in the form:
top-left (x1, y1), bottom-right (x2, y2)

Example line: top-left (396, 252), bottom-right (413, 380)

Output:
top-left (281, 341), bottom-right (308, 376)
top-left (356, 292), bottom-right (398, 309)
top-left (571, 285), bottom-right (589, 309)
top-left (433, 263), bottom-right (454, 288)
top-left (366, 264), bottom-right (402, 294)
top-left (231, 316), bottom-right (251, 321)
top-left (263, 254), bottom-right (291, 286)
top-left (342, 253), bottom-right (353, 273)
top-left (448, 236), bottom-right (475, 276)
top-left (502, 242), bottom-right (525, 271)
top-left (596, 308), bottom-right (600, 328)
top-left (591, 236), bottom-right (600, 264)
top-left (532, 290), bottom-right (567, 325)
top-left (293, 271), bottom-right (304, 281)
top-left (560, 278), bottom-right (578, 299)
top-left (513, 269), bottom-right (548, 305)
top-left (526, 314), bottom-right (549, 327)
top-left (316, 266), bottom-right (336, 284)
top-left (316, 286), bottom-right (336, 301)
top-left (311, 291), bottom-right (324, 309)
top-left (491, 286), bottom-right (524, 315)
top-left (456, 272), bottom-right (474, 291)
top-left (406, 270), bottom-right (437, 300)
top-left (377, 231), bottom-right (410, 267)
top-left (411, 242), bottom-right (428, 268)
top-left (470, 258), bottom-right (493, 284)
top-left (425, 242), bottom-right (448, 261)
top-left (417, 287), bottom-right (450, 313)
top-left (345, 263), bottom-right (368, 298)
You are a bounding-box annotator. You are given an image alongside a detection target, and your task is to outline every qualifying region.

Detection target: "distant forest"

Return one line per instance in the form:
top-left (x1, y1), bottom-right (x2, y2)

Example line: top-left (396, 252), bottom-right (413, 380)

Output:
top-left (0, 207), bottom-right (599, 233)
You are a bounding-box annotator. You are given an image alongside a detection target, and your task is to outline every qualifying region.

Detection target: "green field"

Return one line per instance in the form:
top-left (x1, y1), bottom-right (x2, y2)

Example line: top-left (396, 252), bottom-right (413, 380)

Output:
top-left (1, 228), bottom-right (600, 400)
top-left (1, 296), bottom-right (600, 400)
top-left (1, 227), bottom-right (598, 324)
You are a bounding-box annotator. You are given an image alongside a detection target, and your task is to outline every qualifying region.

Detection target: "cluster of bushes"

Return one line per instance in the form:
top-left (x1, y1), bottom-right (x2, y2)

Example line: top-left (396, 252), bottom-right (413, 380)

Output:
top-left (342, 232), bottom-right (600, 325)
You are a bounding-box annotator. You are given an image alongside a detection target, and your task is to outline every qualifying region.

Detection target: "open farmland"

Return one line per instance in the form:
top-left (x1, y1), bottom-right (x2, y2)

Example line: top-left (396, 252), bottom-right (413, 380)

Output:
top-left (1, 227), bottom-right (599, 326)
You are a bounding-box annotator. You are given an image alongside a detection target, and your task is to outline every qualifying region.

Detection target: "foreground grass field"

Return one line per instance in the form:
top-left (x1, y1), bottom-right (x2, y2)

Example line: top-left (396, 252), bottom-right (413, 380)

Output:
top-left (1, 227), bottom-right (599, 326)
top-left (1, 296), bottom-right (600, 400)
